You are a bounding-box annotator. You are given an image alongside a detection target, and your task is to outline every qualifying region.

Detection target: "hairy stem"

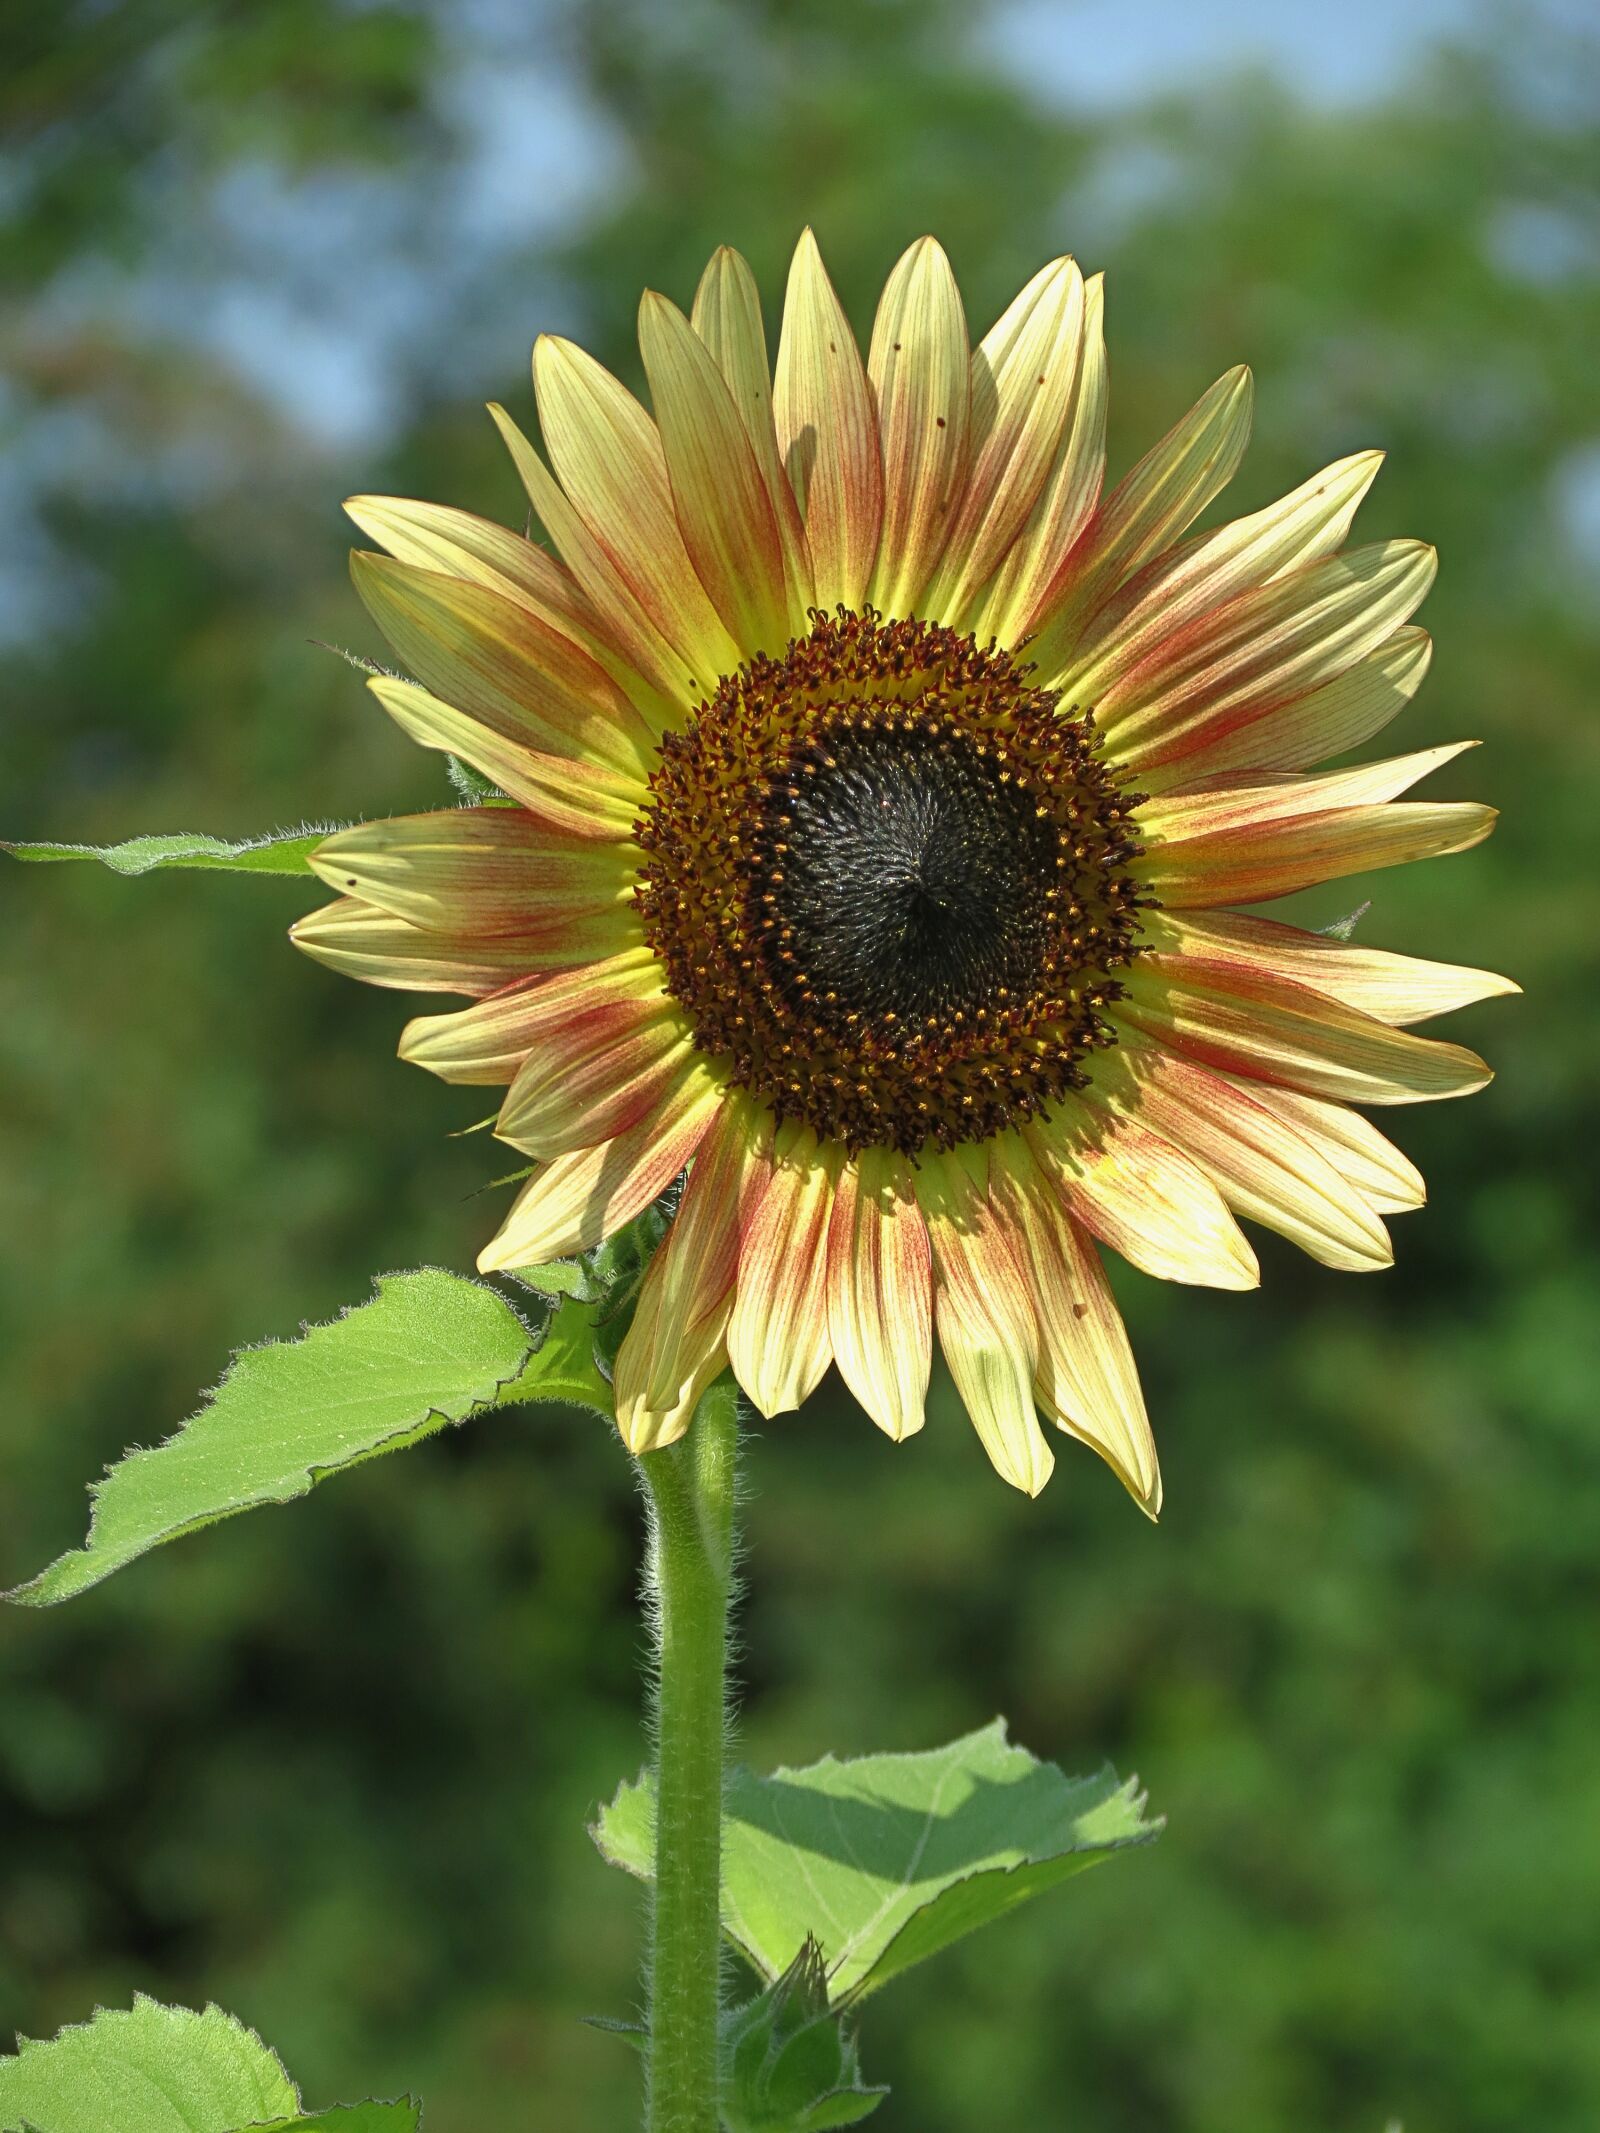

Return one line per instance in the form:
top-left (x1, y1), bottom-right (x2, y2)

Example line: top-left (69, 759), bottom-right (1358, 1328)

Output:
top-left (637, 1380), bottom-right (739, 2132)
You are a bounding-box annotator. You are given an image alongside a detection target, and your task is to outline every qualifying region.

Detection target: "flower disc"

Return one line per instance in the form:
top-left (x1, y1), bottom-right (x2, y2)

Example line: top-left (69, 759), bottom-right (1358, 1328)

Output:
top-left (635, 609), bottom-right (1145, 1156)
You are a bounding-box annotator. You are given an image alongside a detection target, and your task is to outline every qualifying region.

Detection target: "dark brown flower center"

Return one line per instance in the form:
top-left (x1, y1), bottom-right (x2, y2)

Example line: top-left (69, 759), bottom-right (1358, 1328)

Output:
top-left (635, 609), bottom-right (1146, 1157)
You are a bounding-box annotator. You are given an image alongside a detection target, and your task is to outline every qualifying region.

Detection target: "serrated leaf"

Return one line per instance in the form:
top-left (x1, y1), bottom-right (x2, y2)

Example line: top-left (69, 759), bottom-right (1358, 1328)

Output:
top-left (7, 1272), bottom-right (611, 1607)
top-left (255, 2104), bottom-right (421, 2132)
top-left (594, 1721), bottom-right (1158, 2002)
top-left (0, 1996), bottom-right (299, 2133)
top-left (2, 830), bottom-right (335, 876)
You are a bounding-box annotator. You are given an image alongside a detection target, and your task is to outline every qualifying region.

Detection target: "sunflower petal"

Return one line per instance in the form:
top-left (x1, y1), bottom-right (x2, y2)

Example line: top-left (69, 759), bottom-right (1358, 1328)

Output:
top-left (727, 1127), bottom-right (842, 1417)
top-left (1116, 956), bottom-right (1493, 1105)
top-left (773, 228), bottom-right (884, 612)
top-left (1140, 909), bottom-right (1519, 1026)
top-left (918, 1151), bottom-right (1053, 1496)
top-left (990, 1146), bottom-right (1160, 1514)
top-left (866, 236), bottom-right (971, 616)
top-left (532, 334), bottom-right (742, 685)
top-left (638, 290), bottom-right (794, 656)
top-left (1025, 365), bottom-right (1254, 683)
top-left (1097, 538), bottom-right (1436, 767)
top-left (476, 1061), bottom-right (723, 1271)
top-left (1057, 450), bottom-right (1383, 707)
top-left (307, 809), bottom-right (634, 933)
top-left (1138, 796), bottom-right (1497, 908)
top-left (489, 402), bottom-right (698, 718)
top-left (1223, 1079), bottom-right (1427, 1215)
top-left (826, 1144), bottom-right (933, 1441)
top-left (1097, 1039), bottom-right (1393, 1271)
top-left (615, 1091), bottom-right (769, 1443)
top-left (494, 991), bottom-right (696, 1159)
top-left (691, 245), bottom-right (815, 622)
top-left (1135, 627), bottom-right (1434, 791)
top-left (923, 257), bottom-right (1085, 625)
top-left (1024, 1101), bottom-right (1260, 1290)
top-left (397, 944), bottom-right (662, 1087)
top-left (975, 271), bottom-right (1106, 649)
top-left (289, 895), bottom-right (611, 995)
top-left (367, 676), bottom-right (641, 841)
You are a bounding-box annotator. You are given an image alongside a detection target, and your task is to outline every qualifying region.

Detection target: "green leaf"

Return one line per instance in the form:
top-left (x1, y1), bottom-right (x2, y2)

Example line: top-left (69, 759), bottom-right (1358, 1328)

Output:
top-left (256, 2105), bottom-right (421, 2132)
top-left (594, 1721), bottom-right (1159, 2003)
top-left (0, 1996), bottom-right (299, 2133)
top-left (2, 829), bottom-right (334, 876)
top-left (7, 1271), bottom-right (611, 1607)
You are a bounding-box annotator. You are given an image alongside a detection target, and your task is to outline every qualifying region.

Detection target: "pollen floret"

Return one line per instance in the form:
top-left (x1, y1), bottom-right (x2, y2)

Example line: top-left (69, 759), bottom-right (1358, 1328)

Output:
top-left (635, 610), bottom-right (1145, 1157)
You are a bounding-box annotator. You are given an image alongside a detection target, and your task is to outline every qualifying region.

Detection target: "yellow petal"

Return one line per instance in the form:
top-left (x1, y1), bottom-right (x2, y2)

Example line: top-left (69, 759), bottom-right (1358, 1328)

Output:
top-left (918, 1150), bottom-right (1053, 1497)
top-left (1025, 365), bottom-right (1254, 683)
top-left (1116, 957), bottom-right (1493, 1106)
top-left (1057, 449), bottom-right (1384, 707)
top-left (289, 895), bottom-right (611, 995)
top-left (826, 1144), bottom-right (932, 1441)
top-left (494, 993), bottom-right (696, 1159)
top-left (773, 228), bottom-right (883, 612)
top-left (866, 235), bottom-right (971, 617)
top-left (398, 944), bottom-right (663, 1088)
top-left (350, 553), bottom-right (656, 780)
top-left (1097, 1039), bottom-right (1393, 1272)
top-left (1135, 627), bottom-right (1433, 792)
top-left (1137, 796), bottom-right (1497, 909)
top-left (727, 1127), bottom-right (842, 1417)
top-left (476, 1061), bottom-right (723, 1270)
top-left (307, 809), bottom-right (634, 933)
top-left (367, 675), bottom-right (640, 842)
top-left (1222, 1078), bottom-right (1426, 1216)
top-left (691, 245), bottom-right (815, 622)
top-left (1097, 538), bottom-right (1436, 767)
top-left (974, 271), bottom-right (1106, 649)
top-left (1139, 910), bottom-right (1519, 1027)
top-left (1024, 1100), bottom-right (1260, 1290)
top-left (990, 1146), bottom-right (1160, 1514)
top-left (532, 334), bottom-right (742, 685)
top-left (922, 257), bottom-right (1085, 626)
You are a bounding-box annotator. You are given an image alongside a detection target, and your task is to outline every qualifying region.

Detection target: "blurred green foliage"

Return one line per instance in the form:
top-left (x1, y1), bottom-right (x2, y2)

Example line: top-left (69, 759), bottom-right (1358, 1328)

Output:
top-left (2, 3), bottom-right (1597, 2129)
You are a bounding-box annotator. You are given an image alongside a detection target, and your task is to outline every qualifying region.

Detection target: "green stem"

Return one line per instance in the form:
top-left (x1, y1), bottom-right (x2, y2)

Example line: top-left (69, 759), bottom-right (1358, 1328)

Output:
top-left (636, 1379), bottom-right (740, 2132)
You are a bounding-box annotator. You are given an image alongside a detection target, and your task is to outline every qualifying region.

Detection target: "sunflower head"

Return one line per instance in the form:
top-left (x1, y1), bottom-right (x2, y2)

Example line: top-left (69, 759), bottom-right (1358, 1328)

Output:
top-left (294, 230), bottom-right (1515, 1505)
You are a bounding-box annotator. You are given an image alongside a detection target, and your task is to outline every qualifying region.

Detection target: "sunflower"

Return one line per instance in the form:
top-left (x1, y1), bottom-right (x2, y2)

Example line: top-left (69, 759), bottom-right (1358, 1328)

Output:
top-left (292, 231), bottom-right (1515, 1505)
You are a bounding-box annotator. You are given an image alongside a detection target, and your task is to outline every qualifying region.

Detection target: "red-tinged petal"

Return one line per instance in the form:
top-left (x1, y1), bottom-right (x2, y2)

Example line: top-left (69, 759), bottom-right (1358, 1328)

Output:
top-left (773, 228), bottom-right (884, 613)
top-left (350, 552), bottom-right (657, 779)
top-left (1139, 741), bottom-right (1476, 840)
top-left (1137, 796), bottom-right (1497, 908)
top-left (1138, 628), bottom-right (1434, 793)
top-left (866, 236), bottom-right (971, 616)
top-left (1222, 1078), bottom-right (1427, 1215)
top-left (368, 676), bottom-right (641, 842)
top-left (690, 246), bottom-right (815, 623)
top-left (476, 1060), bottom-right (724, 1271)
top-left (490, 402), bottom-right (698, 721)
top-left (1057, 450), bottom-right (1383, 707)
top-left (532, 334), bottom-right (742, 685)
top-left (917, 1149), bottom-right (1054, 1497)
top-left (1024, 366), bottom-right (1253, 680)
top-left (494, 985), bottom-right (697, 1159)
top-left (826, 1144), bottom-right (932, 1441)
top-left (397, 944), bottom-right (662, 1087)
top-left (1115, 956), bottom-right (1493, 1105)
top-left (638, 290), bottom-right (794, 656)
top-left (975, 271), bottom-right (1106, 649)
top-left (990, 1143), bottom-right (1160, 1514)
top-left (343, 493), bottom-right (609, 656)
top-left (1097, 1039), bottom-right (1393, 1271)
top-left (922, 257), bottom-right (1085, 626)
top-left (1140, 909), bottom-right (1519, 1026)
top-left (307, 809), bottom-right (636, 932)
top-left (616, 1089), bottom-right (770, 1426)
top-left (1024, 1099), bottom-right (1259, 1290)
top-left (289, 895), bottom-right (621, 994)
top-left (727, 1126), bottom-right (842, 1418)
top-left (1097, 539), bottom-right (1436, 768)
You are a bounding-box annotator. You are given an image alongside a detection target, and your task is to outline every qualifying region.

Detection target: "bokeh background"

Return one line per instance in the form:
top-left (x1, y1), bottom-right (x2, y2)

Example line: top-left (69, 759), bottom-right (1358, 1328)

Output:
top-left (3, 2), bottom-right (1598, 2128)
